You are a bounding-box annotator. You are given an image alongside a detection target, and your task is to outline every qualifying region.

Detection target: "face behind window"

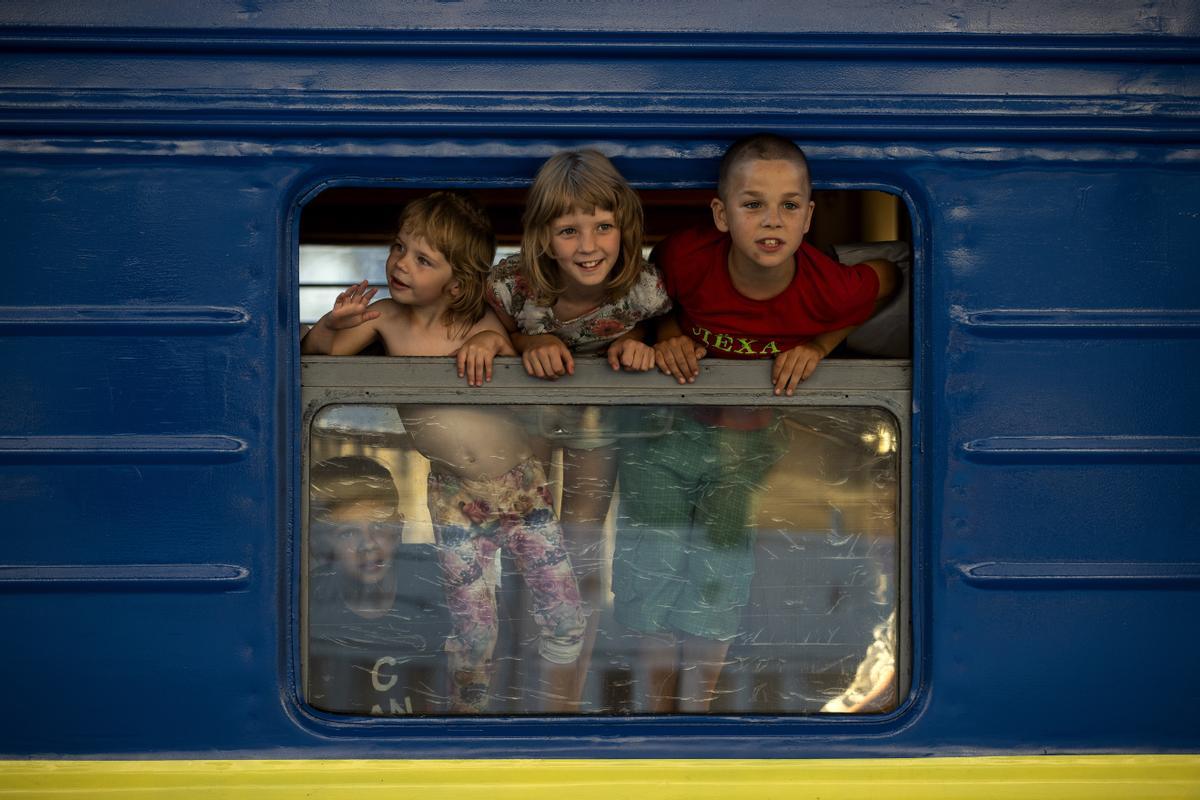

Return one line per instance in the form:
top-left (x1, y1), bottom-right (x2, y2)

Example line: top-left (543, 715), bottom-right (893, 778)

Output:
top-left (319, 502), bottom-right (404, 587)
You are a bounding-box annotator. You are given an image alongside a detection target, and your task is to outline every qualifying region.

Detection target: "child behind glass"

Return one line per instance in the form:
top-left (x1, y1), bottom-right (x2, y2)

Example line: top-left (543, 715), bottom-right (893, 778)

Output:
top-left (302, 192), bottom-right (585, 713)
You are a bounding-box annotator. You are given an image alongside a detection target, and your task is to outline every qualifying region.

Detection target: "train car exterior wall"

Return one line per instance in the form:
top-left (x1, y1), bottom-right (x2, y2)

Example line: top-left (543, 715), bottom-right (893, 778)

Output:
top-left (1, 1), bottom-right (1197, 797)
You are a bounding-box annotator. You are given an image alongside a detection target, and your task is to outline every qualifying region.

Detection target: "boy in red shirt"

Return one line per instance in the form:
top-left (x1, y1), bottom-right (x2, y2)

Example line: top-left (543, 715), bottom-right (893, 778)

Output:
top-left (612, 134), bottom-right (897, 712)
top-left (654, 134), bottom-right (896, 392)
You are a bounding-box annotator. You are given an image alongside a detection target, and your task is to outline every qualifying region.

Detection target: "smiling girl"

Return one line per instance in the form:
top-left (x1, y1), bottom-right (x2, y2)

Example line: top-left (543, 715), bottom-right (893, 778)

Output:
top-left (479, 150), bottom-right (669, 379)
top-left (463, 151), bottom-right (671, 698)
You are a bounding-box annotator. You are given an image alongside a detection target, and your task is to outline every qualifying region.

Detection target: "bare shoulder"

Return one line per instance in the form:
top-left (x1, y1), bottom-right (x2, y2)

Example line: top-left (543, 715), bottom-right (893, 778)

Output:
top-left (369, 298), bottom-right (409, 332)
top-left (369, 297), bottom-right (402, 317)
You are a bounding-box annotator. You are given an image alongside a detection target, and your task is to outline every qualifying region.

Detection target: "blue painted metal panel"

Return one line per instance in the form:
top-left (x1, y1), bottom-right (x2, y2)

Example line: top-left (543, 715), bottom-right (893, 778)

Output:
top-left (0, 0), bottom-right (1197, 760)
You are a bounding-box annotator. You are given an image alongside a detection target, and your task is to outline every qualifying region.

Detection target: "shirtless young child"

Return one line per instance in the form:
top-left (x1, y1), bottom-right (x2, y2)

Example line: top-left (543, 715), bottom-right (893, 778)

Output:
top-left (301, 192), bottom-right (508, 365)
top-left (301, 192), bottom-right (585, 713)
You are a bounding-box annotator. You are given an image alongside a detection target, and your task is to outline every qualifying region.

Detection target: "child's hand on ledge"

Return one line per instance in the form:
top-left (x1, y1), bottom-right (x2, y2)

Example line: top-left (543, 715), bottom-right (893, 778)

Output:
top-left (521, 334), bottom-right (575, 381)
top-left (456, 330), bottom-right (508, 387)
top-left (654, 335), bottom-right (707, 384)
top-left (772, 341), bottom-right (829, 396)
top-left (607, 337), bottom-right (655, 372)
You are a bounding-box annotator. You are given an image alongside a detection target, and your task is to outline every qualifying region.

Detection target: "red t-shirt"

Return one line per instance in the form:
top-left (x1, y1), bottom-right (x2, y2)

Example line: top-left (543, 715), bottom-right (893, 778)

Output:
top-left (652, 226), bottom-right (880, 360)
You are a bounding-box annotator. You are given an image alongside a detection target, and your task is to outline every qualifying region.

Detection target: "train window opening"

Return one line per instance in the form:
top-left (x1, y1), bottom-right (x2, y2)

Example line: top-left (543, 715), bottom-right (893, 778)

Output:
top-left (299, 187), bottom-right (912, 338)
top-left (298, 183), bottom-right (912, 719)
top-left (302, 382), bottom-right (907, 716)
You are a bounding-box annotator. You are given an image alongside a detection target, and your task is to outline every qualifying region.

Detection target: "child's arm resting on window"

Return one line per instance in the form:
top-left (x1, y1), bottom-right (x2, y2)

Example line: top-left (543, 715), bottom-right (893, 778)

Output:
top-left (456, 309), bottom-right (517, 387)
top-left (300, 280), bottom-right (382, 355)
top-left (772, 337), bottom-right (835, 396)
top-left (653, 313), bottom-right (707, 385)
top-left (867, 258), bottom-right (899, 301)
top-left (607, 322), bottom-right (655, 372)
top-left (487, 305), bottom-right (574, 381)
top-left (772, 259), bottom-right (899, 395)
top-left (518, 333), bottom-right (574, 380)
top-left (484, 293), bottom-right (575, 380)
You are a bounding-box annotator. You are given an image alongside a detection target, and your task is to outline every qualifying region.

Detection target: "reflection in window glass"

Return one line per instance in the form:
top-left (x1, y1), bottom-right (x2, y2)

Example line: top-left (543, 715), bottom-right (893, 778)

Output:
top-left (305, 403), bottom-right (899, 716)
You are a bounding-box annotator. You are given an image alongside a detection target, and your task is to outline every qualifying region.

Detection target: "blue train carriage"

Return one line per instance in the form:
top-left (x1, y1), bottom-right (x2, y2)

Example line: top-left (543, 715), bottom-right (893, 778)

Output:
top-left (1, 1), bottom-right (1198, 797)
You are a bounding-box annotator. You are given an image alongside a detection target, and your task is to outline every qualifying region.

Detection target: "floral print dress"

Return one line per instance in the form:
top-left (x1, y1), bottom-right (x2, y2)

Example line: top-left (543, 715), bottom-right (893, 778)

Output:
top-left (486, 254), bottom-right (672, 355)
top-left (427, 457), bottom-right (585, 712)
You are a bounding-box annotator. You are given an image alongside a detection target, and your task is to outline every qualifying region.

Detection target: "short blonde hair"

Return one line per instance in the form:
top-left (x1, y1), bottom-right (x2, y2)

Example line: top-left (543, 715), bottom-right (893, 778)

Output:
top-left (310, 455), bottom-right (398, 519)
top-left (718, 133), bottom-right (811, 201)
top-left (308, 456), bottom-right (401, 561)
top-left (398, 191), bottom-right (496, 335)
top-left (520, 150), bottom-right (644, 304)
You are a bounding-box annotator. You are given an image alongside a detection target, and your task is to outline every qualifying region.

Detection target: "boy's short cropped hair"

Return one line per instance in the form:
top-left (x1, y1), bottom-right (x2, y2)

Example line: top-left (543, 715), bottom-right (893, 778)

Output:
top-left (521, 150), bottom-right (645, 303)
top-left (717, 133), bottom-right (811, 200)
top-left (309, 455), bottom-right (399, 522)
top-left (398, 191), bottom-right (496, 334)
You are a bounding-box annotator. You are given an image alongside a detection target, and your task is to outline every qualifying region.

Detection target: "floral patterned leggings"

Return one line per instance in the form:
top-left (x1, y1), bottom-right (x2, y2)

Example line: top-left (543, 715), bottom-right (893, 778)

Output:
top-left (427, 458), bottom-right (585, 713)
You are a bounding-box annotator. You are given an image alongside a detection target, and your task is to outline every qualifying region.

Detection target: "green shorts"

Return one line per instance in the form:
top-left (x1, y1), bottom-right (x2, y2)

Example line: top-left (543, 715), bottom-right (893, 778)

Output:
top-left (612, 410), bottom-right (784, 641)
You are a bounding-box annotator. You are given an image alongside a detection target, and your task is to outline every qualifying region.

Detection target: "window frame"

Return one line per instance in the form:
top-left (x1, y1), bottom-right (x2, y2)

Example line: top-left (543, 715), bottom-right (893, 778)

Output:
top-left (297, 356), bottom-right (912, 730)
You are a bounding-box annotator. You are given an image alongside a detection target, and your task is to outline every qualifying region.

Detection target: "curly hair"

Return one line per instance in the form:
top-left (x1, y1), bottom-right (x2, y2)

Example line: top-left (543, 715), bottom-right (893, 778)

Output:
top-left (397, 191), bottom-right (496, 336)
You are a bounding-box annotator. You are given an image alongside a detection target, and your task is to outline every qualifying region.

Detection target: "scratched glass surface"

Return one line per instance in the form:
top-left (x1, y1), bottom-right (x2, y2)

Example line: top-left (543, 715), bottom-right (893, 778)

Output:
top-left (305, 403), bottom-right (899, 716)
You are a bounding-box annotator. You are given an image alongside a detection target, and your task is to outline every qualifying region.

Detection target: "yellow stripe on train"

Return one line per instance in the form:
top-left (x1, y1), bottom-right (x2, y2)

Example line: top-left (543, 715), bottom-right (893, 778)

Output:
top-left (2, 755), bottom-right (1198, 799)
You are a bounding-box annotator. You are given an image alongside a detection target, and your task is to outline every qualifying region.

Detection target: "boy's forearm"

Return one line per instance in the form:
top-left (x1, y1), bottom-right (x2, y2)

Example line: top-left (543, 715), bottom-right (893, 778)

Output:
top-left (800, 260), bottom-right (896, 358)
top-left (809, 325), bottom-right (855, 357)
top-left (807, 270), bottom-right (895, 357)
top-left (866, 258), bottom-right (899, 300)
top-left (654, 313), bottom-right (685, 343)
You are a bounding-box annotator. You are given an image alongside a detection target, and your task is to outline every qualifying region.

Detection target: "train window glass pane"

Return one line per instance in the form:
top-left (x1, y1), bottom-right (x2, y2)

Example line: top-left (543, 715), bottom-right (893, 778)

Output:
top-left (304, 402), bottom-right (899, 716)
